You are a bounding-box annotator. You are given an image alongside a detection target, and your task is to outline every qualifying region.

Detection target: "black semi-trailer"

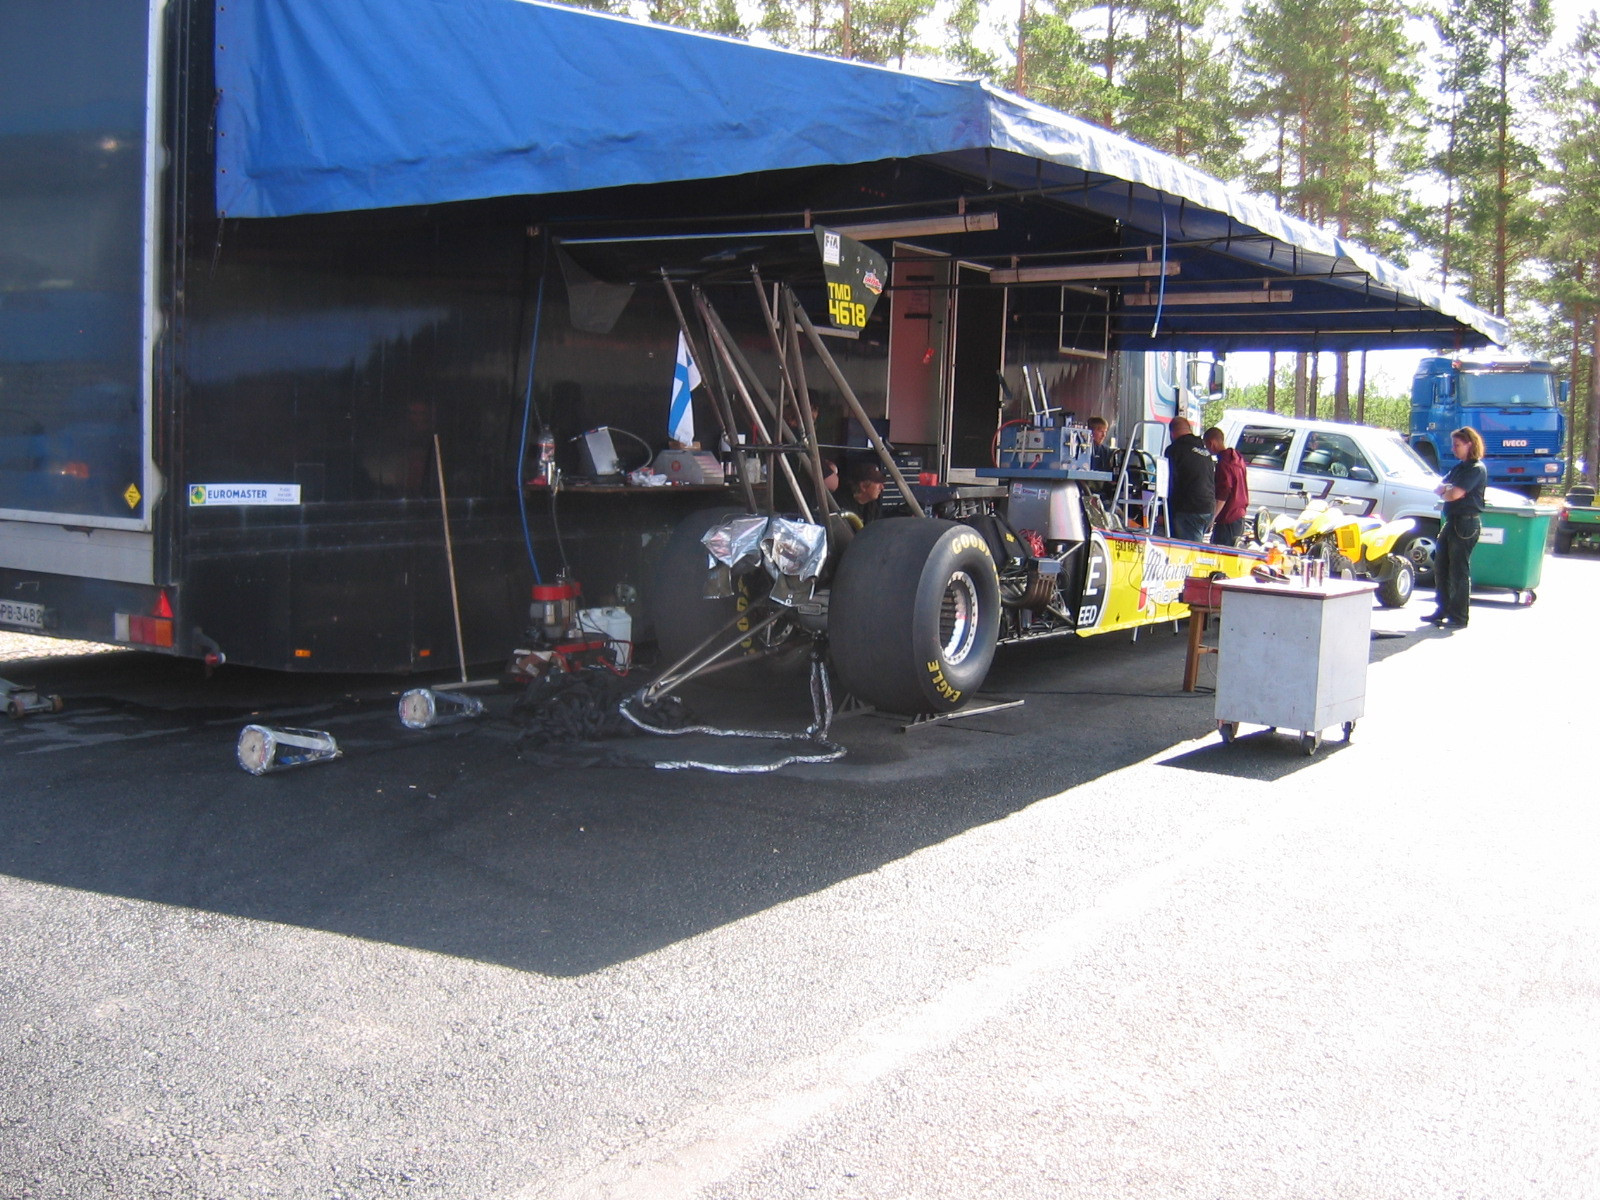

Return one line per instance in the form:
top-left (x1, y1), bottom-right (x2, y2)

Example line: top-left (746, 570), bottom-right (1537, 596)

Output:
top-left (0, 0), bottom-right (1043, 672)
top-left (1, 0), bottom-right (1503, 674)
top-left (3, 0), bottom-right (557, 671)
top-left (0, 0), bottom-right (765, 671)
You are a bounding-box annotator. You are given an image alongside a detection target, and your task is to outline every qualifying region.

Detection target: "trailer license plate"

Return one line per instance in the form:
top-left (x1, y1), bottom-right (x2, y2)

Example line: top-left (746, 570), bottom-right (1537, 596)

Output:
top-left (0, 599), bottom-right (45, 630)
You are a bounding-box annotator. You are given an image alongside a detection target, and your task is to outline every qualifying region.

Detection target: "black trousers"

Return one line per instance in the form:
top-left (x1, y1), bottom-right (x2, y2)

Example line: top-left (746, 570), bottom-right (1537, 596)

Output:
top-left (1211, 518), bottom-right (1245, 548)
top-left (1434, 513), bottom-right (1481, 623)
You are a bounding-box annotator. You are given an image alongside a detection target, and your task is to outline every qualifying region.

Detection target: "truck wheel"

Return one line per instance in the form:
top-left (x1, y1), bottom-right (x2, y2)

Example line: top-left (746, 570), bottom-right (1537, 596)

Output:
top-left (1554, 528), bottom-right (1575, 555)
top-left (651, 507), bottom-right (807, 679)
top-left (1374, 555), bottom-right (1414, 608)
top-left (1396, 526), bottom-right (1438, 587)
top-left (1414, 442), bottom-right (1439, 472)
top-left (829, 519), bottom-right (1001, 716)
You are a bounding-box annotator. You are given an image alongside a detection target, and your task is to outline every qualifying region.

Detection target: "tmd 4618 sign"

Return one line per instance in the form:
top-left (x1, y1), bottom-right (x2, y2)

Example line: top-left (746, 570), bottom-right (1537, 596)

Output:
top-left (814, 228), bottom-right (886, 333)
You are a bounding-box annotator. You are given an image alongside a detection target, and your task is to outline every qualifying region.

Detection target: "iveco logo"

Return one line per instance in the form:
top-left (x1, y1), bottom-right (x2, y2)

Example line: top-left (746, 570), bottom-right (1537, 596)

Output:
top-left (1503, 439), bottom-right (1528, 447)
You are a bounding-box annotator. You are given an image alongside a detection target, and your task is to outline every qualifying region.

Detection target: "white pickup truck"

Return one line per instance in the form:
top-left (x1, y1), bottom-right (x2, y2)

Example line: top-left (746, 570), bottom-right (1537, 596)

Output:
top-left (1216, 410), bottom-right (1532, 585)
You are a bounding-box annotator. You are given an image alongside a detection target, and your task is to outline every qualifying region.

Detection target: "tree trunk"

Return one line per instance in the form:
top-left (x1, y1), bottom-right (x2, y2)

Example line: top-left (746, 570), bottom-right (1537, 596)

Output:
top-left (1356, 350), bottom-right (1368, 424)
top-left (1294, 353), bottom-right (1309, 419)
top-left (1267, 351), bottom-right (1278, 414)
top-left (1573, 311), bottom-right (1587, 487)
top-left (1013, 0), bottom-right (1028, 93)
top-left (1102, 0), bottom-right (1116, 125)
top-left (1333, 352), bottom-right (1349, 422)
top-left (1441, 101), bottom-right (1457, 291)
top-left (1589, 306), bottom-right (1600, 488)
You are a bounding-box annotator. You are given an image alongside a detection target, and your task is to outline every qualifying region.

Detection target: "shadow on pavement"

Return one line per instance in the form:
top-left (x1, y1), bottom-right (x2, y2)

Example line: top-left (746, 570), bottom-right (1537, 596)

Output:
top-left (0, 605), bottom-right (1429, 978)
top-left (1159, 726), bottom-right (1353, 781)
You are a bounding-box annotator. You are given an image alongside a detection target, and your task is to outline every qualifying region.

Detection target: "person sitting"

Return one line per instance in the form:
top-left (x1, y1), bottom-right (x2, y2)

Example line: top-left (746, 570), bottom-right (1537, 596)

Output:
top-left (1087, 416), bottom-right (1114, 475)
top-left (841, 463), bottom-right (885, 525)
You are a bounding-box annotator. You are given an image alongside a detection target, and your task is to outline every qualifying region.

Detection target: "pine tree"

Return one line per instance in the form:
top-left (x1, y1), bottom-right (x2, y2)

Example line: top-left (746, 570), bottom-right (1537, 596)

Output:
top-left (648, 0), bottom-right (746, 35)
top-left (1236, 0), bottom-right (1424, 418)
top-left (1086, 0), bottom-right (1241, 174)
top-left (759, 0), bottom-right (847, 55)
top-left (944, 0), bottom-right (1007, 83)
top-left (852, 0), bottom-right (937, 66)
top-left (1431, 0), bottom-right (1553, 316)
top-left (1013, 0), bottom-right (1110, 114)
top-left (1531, 16), bottom-right (1600, 484)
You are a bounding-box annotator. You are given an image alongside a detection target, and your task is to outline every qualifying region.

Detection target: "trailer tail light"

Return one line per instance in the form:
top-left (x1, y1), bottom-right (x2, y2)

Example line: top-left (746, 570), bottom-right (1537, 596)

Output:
top-left (57, 461), bottom-right (91, 480)
top-left (112, 590), bottom-right (175, 648)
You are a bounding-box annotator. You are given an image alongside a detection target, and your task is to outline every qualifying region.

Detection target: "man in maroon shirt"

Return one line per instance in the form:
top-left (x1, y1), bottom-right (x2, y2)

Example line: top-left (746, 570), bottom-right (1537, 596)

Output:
top-left (1205, 426), bottom-right (1250, 547)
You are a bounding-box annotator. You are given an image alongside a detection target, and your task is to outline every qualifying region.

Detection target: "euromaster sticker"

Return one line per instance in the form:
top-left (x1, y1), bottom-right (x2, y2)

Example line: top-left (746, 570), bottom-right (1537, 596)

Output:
top-left (188, 484), bottom-right (301, 506)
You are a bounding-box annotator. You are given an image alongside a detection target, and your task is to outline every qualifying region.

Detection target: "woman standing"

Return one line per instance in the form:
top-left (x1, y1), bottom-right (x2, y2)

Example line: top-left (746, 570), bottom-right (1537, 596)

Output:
top-left (1427, 428), bottom-right (1488, 628)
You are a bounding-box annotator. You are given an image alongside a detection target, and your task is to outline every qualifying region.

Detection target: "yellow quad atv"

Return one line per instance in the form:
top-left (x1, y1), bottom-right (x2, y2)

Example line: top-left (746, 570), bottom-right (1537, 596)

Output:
top-left (1262, 500), bottom-right (1417, 608)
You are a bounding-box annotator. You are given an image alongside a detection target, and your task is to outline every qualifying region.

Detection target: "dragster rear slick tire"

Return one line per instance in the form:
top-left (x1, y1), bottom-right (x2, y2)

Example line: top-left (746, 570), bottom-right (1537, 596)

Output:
top-left (651, 507), bottom-right (810, 686)
top-left (651, 508), bottom-right (750, 666)
top-left (828, 518), bottom-right (1001, 716)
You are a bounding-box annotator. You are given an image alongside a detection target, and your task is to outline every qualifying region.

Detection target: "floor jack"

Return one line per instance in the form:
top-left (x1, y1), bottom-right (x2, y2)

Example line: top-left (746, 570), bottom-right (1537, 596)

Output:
top-left (2, 676), bottom-right (64, 719)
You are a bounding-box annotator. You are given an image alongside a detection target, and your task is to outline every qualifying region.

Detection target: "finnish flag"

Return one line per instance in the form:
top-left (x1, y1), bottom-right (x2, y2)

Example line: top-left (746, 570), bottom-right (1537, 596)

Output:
top-left (668, 331), bottom-right (701, 446)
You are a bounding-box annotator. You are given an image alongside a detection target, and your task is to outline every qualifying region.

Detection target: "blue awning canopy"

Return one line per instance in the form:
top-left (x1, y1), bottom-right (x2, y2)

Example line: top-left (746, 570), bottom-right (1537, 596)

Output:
top-left (213, 0), bottom-right (1505, 351)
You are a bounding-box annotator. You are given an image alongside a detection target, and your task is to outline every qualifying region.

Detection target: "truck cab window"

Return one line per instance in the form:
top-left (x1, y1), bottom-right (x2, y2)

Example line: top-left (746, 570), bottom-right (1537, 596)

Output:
top-left (1238, 425), bottom-right (1293, 470)
top-left (1298, 432), bottom-right (1371, 480)
top-left (1458, 373), bottom-right (1557, 408)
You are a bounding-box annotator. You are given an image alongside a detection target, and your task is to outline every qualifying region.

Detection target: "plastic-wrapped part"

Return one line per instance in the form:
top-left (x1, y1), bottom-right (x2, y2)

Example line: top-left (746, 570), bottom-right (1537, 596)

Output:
top-left (236, 725), bottom-right (341, 775)
top-left (398, 688), bottom-right (486, 729)
top-left (761, 518), bottom-right (828, 582)
top-left (701, 515), bottom-right (770, 573)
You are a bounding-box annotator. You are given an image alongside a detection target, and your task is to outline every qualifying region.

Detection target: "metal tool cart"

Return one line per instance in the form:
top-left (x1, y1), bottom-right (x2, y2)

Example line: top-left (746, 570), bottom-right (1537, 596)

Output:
top-left (1212, 576), bottom-right (1376, 755)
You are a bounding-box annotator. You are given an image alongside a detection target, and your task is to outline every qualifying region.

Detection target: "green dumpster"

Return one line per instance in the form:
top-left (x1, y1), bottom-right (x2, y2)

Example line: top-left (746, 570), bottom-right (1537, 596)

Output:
top-left (1472, 504), bottom-right (1554, 604)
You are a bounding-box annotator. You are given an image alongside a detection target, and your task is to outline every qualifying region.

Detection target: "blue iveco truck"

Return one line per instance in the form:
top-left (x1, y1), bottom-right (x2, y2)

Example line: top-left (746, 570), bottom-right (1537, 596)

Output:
top-left (1410, 356), bottom-right (1567, 497)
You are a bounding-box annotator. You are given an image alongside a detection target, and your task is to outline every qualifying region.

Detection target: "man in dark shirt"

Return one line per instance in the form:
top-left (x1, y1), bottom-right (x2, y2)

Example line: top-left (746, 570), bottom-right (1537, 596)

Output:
top-left (841, 463), bottom-right (885, 525)
top-left (1426, 427), bottom-right (1488, 628)
top-left (1164, 417), bottom-right (1215, 542)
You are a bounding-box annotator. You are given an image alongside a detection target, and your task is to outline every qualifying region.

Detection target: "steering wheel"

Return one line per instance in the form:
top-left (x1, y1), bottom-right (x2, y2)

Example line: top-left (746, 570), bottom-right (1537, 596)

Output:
top-left (1330, 462), bottom-right (1349, 478)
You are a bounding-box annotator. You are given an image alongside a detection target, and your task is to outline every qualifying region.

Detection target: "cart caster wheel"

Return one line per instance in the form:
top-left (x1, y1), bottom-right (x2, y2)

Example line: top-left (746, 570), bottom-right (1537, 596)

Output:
top-left (1218, 721), bottom-right (1239, 744)
top-left (6, 698), bottom-right (22, 719)
top-left (1301, 731), bottom-right (1322, 756)
top-left (1523, 590), bottom-right (1537, 606)
top-left (1342, 720), bottom-right (1356, 743)
top-left (50, 695), bottom-right (64, 714)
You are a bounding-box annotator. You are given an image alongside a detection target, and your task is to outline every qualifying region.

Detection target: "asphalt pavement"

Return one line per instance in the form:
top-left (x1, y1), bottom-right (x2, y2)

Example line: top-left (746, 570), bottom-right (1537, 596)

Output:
top-left (1, 558), bottom-right (1597, 1198)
